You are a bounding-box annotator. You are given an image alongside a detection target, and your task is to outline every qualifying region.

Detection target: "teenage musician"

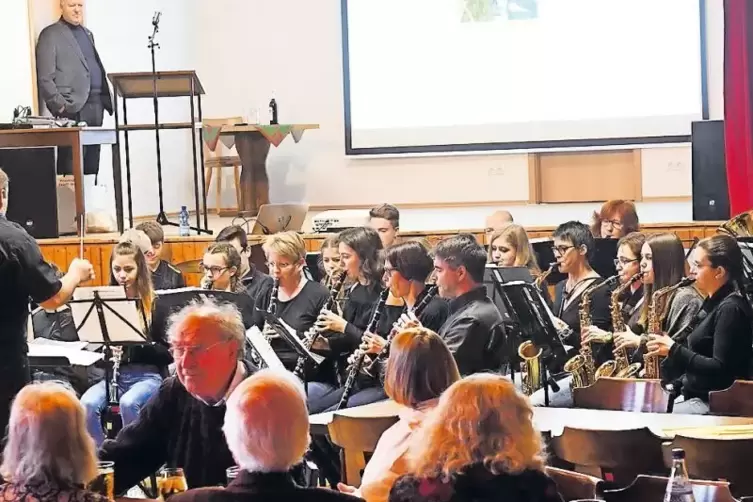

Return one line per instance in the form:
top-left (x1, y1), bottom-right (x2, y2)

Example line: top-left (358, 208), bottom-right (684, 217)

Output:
top-left (591, 200), bottom-right (640, 239)
top-left (81, 237), bottom-right (167, 447)
top-left (308, 226), bottom-right (385, 413)
top-left (647, 234), bottom-right (753, 414)
top-left (487, 223), bottom-right (551, 306)
top-left (255, 232), bottom-right (331, 370)
top-left (368, 204), bottom-right (400, 248)
top-left (582, 232), bottom-right (646, 343)
top-left (201, 243), bottom-right (246, 293)
top-left (358, 241), bottom-right (450, 363)
top-left (411, 234), bottom-right (504, 375)
top-left (319, 235), bottom-right (342, 281)
top-left (613, 233), bottom-right (703, 362)
top-left (215, 225), bottom-right (274, 301)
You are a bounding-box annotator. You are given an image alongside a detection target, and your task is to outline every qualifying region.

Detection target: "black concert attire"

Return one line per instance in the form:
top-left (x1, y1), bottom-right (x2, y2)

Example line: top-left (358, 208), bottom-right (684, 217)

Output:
top-left (389, 464), bottom-right (563, 502)
top-left (242, 266), bottom-right (274, 303)
top-left (439, 286), bottom-right (504, 375)
top-left (255, 280), bottom-right (331, 370)
top-left (377, 292), bottom-right (449, 336)
top-left (0, 214), bottom-right (62, 444)
top-left (100, 361), bottom-right (256, 493)
top-left (621, 284), bottom-right (645, 332)
top-left (151, 260), bottom-right (186, 291)
top-left (169, 471), bottom-right (362, 502)
top-left (663, 282), bottom-right (753, 414)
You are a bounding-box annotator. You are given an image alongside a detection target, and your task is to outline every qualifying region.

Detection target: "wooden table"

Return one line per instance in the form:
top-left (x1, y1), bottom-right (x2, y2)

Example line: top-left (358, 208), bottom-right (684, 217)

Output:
top-left (309, 400), bottom-right (753, 439)
top-left (218, 124), bottom-right (319, 217)
top-left (0, 127), bottom-right (121, 235)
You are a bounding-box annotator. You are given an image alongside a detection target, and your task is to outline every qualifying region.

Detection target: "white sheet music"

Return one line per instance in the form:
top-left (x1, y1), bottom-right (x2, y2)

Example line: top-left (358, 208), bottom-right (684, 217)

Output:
top-left (246, 327), bottom-right (285, 370)
top-left (28, 340), bottom-right (103, 366)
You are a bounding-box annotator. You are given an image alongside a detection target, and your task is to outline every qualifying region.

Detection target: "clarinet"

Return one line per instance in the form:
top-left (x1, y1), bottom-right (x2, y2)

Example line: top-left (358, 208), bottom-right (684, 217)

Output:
top-left (102, 346), bottom-right (123, 439)
top-left (363, 285), bottom-right (439, 377)
top-left (293, 270), bottom-right (347, 379)
top-left (252, 279), bottom-right (280, 367)
top-left (335, 288), bottom-right (390, 410)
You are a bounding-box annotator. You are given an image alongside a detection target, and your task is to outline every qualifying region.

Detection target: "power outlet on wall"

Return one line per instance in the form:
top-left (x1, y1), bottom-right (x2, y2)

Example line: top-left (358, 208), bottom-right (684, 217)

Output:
top-left (487, 166), bottom-right (506, 177)
top-left (666, 161), bottom-right (684, 172)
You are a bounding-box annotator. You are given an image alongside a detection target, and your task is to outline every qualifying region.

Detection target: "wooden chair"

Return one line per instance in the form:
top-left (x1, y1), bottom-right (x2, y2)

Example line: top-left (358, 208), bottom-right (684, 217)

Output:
top-left (545, 467), bottom-right (604, 501)
top-left (203, 117), bottom-right (243, 215)
top-left (549, 427), bottom-right (666, 488)
top-left (663, 435), bottom-right (753, 496)
top-left (572, 377), bottom-right (672, 413)
top-left (602, 474), bottom-right (736, 502)
top-left (709, 380), bottom-right (753, 416)
top-left (327, 414), bottom-right (398, 486)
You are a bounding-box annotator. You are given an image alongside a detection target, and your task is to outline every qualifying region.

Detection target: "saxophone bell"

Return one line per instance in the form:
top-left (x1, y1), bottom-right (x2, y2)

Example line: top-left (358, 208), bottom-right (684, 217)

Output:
top-left (517, 340), bottom-right (543, 395)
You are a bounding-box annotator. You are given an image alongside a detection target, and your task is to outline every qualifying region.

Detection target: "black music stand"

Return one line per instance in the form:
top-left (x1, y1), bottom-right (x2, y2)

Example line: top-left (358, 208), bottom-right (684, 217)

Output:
top-left (490, 273), bottom-right (568, 407)
top-left (69, 288), bottom-right (148, 409)
top-left (263, 312), bottom-right (324, 396)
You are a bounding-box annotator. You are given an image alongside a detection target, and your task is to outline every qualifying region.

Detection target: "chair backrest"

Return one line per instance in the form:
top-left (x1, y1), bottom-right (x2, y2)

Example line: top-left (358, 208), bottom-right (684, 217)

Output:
top-left (203, 116), bottom-right (243, 158)
top-left (709, 380), bottom-right (753, 416)
top-left (550, 427), bottom-right (665, 487)
top-left (327, 414), bottom-right (398, 486)
top-left (603, 474), bottom-right (736, 502)
top-left (667, 435), bottom-right (753, 497)
top-left (573, 377), bottom-right (671, 413)
top-left (545, 466), bottom-right (604, 501)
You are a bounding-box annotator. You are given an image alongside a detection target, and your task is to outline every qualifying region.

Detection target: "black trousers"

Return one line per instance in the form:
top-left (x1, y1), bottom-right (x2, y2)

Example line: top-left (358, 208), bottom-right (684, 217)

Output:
top-left (0, 360), bottom-right (31, 452)
top-left (57, 95), bottom-right (105, 176)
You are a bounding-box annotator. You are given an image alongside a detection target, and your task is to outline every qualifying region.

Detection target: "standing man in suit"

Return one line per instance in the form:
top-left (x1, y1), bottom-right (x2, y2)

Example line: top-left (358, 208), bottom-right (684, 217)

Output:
top-left (36, 0), bottom-right (113, 177)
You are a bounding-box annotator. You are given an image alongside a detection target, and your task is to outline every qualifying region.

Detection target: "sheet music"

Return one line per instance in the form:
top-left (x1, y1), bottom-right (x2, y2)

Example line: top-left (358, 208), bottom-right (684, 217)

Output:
top-left (28, 341), bottom-right (103, 366)
top-left (246, 327), bottom-right (286, 370)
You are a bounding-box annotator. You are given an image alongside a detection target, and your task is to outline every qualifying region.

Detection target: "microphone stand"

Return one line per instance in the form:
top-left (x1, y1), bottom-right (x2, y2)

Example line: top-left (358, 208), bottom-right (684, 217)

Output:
top-left (147, 13), bottom-right (175, 228)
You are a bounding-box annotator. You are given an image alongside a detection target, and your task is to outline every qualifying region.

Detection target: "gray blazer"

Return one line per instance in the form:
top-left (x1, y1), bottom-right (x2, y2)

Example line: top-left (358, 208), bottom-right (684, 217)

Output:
top-left (35, 19), bottom-right (113, 116)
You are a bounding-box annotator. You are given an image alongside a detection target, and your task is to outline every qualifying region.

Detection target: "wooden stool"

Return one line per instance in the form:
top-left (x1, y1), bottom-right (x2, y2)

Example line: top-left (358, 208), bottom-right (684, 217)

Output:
top-left (203, 117), bottom-right (243, 215)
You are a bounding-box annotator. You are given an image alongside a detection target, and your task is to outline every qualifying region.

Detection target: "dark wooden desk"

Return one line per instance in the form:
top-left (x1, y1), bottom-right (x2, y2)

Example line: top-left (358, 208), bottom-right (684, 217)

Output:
top-left (309, 400), bottom-right (753, 439)
top-left (0, 128), bottom-right (121, 235)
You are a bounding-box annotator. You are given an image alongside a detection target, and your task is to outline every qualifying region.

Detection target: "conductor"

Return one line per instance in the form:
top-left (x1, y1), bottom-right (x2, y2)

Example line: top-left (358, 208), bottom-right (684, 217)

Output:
top-left (0, 168), bottom-right (95, 445)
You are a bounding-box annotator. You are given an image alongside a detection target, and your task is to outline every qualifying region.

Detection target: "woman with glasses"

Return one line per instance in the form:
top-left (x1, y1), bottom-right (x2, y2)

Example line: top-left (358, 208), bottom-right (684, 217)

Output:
top-left (590, 200), bottom-right (640, 239)
top-left (613, 233), bottom-right (703, 368)
top-left (646, 234), bottom-right (752, 414)
top-left (201, 242), bottom-right (245, 293)
top-left (255, 231), bottom-right (331, 370)
top-left (582, 232), bottom-right (646, 344)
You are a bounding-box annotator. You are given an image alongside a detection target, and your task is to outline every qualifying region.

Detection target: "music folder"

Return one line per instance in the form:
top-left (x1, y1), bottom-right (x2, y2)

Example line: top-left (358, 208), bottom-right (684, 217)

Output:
top-left (263, 312), bottom-right (324, 366)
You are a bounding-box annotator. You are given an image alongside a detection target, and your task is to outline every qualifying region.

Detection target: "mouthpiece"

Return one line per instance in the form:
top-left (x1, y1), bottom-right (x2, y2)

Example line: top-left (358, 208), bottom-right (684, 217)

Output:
top-left (679, 277), bottom-right (696, 287)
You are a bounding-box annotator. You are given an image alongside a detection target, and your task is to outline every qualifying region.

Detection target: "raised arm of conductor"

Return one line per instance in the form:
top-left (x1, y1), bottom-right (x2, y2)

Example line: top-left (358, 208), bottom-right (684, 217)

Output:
top-left (25, 247), bottom-right (95, 311)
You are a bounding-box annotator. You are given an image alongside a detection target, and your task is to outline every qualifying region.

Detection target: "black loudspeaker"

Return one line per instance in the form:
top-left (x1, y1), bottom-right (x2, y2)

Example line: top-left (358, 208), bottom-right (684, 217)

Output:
top-left (691, 120), bottom-right (730, 221)
top-left (0, 148), bottom-right (59, 238)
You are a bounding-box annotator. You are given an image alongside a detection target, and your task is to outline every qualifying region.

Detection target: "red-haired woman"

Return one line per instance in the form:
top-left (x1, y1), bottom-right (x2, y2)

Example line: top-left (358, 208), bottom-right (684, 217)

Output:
top-left (591, 199), bottom-right (640, 239)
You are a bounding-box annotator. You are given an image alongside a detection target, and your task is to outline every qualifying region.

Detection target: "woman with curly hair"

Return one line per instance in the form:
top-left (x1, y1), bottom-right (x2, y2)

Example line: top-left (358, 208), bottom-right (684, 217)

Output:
top-left (590, 199), bottom-right (640, 239)
top-left (388, 374), bottom-right (563, 502)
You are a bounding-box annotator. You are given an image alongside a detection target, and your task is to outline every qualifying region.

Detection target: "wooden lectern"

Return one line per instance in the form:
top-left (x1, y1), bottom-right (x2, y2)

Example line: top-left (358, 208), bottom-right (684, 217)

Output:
top-left (108, 71), bottom-right (210, 234)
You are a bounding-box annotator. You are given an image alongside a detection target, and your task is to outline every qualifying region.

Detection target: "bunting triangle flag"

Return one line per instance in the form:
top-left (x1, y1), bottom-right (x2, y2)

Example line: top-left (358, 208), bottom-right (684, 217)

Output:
top-left (202, 126), bottom-right (223, 151)
top-left (257, 125), bottom-right (292, 147)
top-left (220, 135), bottom-right (236, 150)
top-left (291, 126), bottom-right (307, 143)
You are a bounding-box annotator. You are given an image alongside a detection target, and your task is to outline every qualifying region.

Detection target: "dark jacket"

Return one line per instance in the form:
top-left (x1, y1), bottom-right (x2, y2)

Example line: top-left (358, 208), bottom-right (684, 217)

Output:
top-left (170, 471), bottom-right (362, 502)
top-left (389, 464), bottom-right (563, 502)
top-left (439, 286), bottom-right (504, 375)
top-left (152, 260), bottom-right (186, 291)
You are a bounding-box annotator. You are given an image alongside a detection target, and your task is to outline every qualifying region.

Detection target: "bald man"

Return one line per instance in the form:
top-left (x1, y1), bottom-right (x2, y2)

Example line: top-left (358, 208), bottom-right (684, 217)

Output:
top-left (484, 210), bottom-right (514, 237)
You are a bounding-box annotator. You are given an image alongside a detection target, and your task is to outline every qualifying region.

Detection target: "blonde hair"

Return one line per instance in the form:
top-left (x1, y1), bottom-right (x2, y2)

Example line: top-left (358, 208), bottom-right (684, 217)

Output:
top-left (223, 369), bottom-right (309, 472)
top-left (263, 231), bottom-right (306, 263)
top-left (407, 374), bottom-right (545, 479)
top-left (487, 224), bottom-right (541, 274)
top-left (1, 382), bottom-right (98, 486)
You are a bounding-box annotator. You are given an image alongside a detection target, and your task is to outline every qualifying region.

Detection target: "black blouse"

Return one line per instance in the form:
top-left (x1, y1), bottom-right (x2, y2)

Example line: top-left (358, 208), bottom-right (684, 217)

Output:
top-left (328, 282), bottom-right (383, 355)
top-left (376, 289), bottom-right (450, 337)
top-left (666, 282), bottom-right (753, 400)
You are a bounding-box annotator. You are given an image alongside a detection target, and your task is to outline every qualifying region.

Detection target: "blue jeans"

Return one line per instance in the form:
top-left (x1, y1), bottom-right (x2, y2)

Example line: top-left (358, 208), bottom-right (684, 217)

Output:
top-left (307, 381), bottom-right (386, 414)
top-left (81, 365), bottom-right (162, 446)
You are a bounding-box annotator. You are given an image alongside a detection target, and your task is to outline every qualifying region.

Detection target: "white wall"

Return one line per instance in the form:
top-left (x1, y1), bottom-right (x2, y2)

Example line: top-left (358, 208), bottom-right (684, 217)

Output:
top-left (0, 0), bottom-right (34, 122)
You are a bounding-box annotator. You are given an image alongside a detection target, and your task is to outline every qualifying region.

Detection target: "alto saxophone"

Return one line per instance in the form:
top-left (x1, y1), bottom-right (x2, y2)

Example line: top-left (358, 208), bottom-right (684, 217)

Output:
top-left (643, 277), bottom-right (695, 379)
top-left (597, 272), bottom-right (643, 378)
top-left (536, 261), bottom-right (558, 288)
top-left (564, 275), bottom-right (618, 389)
top-left (293, 270), bottom-right (347, 379)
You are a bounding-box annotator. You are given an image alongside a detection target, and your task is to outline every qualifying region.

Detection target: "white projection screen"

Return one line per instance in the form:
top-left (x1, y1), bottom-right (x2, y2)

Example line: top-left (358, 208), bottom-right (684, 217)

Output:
top-left (341, 0), bottom-right (707, 154)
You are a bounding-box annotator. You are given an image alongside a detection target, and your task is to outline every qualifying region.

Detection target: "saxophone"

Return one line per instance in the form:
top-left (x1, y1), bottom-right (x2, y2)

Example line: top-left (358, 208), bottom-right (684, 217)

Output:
top-left (293, 270), bottom-right (347, 379)
top-left (336, 288), bottom-right (390, 410)
top-left (563, 275), bottom-right (618, 389)
top-left (597, 272), bottom-right (644, 378)
top-left (643, 277), bottom-right (695, 379)
top-left (536, 262), bottom-right (558, 288)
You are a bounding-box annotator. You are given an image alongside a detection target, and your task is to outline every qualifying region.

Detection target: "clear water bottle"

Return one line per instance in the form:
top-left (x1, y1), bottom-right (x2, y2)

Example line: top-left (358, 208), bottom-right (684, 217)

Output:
top-left (179, 206), bottom-right (190, 237)
top-left (664, 448), bottom-right (696, 502)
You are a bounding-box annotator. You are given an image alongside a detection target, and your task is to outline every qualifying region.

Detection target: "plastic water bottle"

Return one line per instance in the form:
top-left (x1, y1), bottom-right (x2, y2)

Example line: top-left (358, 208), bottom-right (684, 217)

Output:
top-left (179, 206), bottom-right (190, 237)
top-left (664, 448), bottom-right (696, 502)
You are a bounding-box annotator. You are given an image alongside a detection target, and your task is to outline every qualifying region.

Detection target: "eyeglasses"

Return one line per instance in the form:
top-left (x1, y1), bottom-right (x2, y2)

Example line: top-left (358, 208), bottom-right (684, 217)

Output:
top-left (601, 219), bottom-right (624, 228)
top-left (266, 261), bottom-right (294, 270)
top-left (170, 339), bottom-right (229, 359)
top-left (614, 258), bottom-right (639, 267)
top-left (383, 266), bottom-right (397, 277)
top-left (551, 245), bottom-right (575, 256)
top-left (201, 264), bottom-right (228, 276)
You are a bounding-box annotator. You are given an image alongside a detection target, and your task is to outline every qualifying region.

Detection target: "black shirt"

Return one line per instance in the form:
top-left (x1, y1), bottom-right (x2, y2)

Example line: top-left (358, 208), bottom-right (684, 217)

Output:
top-left (63, 19), bottom-right (103, 94)
top-left (377, 289), bottom-right (449, 336)
top-left (255, 281), bottom-right (330, 370)
top-left (328, 282), bottom-right (384, 355)
top-left (151, 260), bottom-right (186, 291)
top-left (242, 266), bottom-right (274, 303)
top-left (0, 215), bottom-right (61, 365)
top-left (439, 286), bottom-right (504, 375)
top-left (666, 282), bottom-right (753, 400)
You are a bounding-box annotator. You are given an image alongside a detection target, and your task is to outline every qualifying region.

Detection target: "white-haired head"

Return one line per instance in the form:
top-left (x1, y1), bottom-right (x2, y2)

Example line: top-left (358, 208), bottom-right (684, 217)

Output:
top-left (222, 369), bottom-right (309, 473)
top-left (167, 297), bottom-right (246, 401)
top-left (1, 382), bottom-right (98, 486)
